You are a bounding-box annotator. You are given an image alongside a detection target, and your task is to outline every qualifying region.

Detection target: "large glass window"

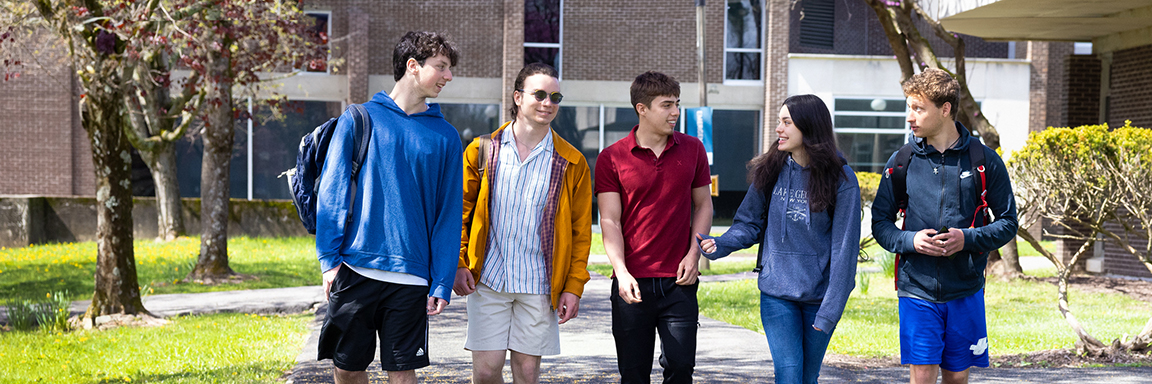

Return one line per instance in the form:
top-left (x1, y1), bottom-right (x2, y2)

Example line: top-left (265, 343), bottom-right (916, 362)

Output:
top-left (833, 98), bottom-right (908, 174)
top-left (300, 12), bottom-right (330, 73)
top-left (553, 106), bottom-right (601, 174)
top-left (250, 101), bottom-right (343, 200)
top-left (439, 103), bottom-right (502, 148)
top-left (175, 120), bottom-right (249, 199)
top-left (525, 0), bottom-right (562, 77)
top-left (603, 107), bottom-right (639, 147)
top-left (725, 0), bottom-right (763, 82)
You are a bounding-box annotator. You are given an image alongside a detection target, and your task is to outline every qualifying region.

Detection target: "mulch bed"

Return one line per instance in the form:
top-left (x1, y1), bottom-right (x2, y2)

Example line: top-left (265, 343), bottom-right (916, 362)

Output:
top-left (825, 274), bottom-right (1152, 369)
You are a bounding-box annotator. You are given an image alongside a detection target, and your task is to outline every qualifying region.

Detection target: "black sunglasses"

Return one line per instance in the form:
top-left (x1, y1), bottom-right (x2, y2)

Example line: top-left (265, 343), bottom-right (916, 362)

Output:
top-left (517, 89), bottom-right (563, 104)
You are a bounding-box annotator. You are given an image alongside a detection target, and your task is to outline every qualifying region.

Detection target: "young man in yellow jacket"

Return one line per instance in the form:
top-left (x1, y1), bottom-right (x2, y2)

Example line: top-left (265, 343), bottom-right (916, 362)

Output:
top-left (454, 63), bottom-right (593, 384)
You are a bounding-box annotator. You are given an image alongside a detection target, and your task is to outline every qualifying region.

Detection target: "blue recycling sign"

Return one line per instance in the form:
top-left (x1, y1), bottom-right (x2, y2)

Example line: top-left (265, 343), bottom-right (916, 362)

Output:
top-left (686, 107), bottom-right (713, 166)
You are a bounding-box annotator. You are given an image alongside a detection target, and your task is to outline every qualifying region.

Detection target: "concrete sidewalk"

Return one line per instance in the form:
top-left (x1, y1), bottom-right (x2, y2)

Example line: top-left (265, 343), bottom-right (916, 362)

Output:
top-left (285, 274), bottom-right (1152, 383)
top-left (8, 268), bottom-right (1149, 383)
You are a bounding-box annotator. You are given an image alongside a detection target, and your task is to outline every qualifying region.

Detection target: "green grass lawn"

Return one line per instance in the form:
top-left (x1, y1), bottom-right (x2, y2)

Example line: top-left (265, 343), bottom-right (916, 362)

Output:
top-left (0, 237), bottom-right (320, 302)
top-left (699, 271), bottom-right (1152, 357)
top-left (0, 312), bottom-right (311, 383)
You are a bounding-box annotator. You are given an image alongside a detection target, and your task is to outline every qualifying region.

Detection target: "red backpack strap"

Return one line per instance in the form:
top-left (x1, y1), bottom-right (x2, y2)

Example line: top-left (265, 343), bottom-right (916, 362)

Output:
top-left (968, 139), bottom-right (989, 228)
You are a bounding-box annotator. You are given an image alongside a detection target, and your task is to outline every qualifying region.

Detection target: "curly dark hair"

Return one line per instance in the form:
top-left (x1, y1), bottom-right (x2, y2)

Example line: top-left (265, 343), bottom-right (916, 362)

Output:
top-left (392, 31), bottom-right (459, 81)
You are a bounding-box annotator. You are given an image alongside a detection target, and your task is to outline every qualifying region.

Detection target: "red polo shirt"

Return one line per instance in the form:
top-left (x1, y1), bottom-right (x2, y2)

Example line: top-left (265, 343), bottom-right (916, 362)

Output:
top-left (594, 126), bottom-right (711, 278)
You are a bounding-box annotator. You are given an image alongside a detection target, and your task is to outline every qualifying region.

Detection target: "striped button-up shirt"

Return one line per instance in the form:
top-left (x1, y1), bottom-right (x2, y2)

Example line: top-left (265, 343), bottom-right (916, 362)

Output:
top-left (480, 127), bottom-right (555, 294)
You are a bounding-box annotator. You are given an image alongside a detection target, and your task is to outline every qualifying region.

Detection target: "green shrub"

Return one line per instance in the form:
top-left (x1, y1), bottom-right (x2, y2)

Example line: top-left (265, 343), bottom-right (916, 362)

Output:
top-left (856, 171), bottom-right (881, 208)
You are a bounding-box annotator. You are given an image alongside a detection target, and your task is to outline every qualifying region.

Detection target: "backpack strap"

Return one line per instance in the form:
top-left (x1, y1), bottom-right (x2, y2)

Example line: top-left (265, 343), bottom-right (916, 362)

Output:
top-left (349, 104), bottom-right (372, 180)
top-left (345, 104), bottom-right (372, 229)
top-left (888, 144), bottom-right (915, 214)
top-left (968, 138), bottom-right (989, 228)
top-left (885, 143), bottom-right (914, 290)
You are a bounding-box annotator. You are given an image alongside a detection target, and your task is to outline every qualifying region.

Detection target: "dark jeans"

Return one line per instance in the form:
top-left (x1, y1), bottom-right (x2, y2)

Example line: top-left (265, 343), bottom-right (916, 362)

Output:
top-left (760, 293), bottom-right (833, 384)
top-left (611, 277), bottom-right (699, 384)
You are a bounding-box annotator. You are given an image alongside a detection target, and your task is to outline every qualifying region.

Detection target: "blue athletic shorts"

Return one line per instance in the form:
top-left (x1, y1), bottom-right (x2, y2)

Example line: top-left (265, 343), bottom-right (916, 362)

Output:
top-left (898, 289), bottom-right (989, 372)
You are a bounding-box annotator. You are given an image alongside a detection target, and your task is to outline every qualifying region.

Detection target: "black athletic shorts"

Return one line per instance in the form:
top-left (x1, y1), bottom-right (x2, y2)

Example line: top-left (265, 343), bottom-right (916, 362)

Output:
top-left (317, 266), bottom-right (430, 372)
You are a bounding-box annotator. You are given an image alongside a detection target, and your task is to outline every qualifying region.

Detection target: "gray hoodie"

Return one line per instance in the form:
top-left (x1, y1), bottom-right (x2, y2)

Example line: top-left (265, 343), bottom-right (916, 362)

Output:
top-left (701, 157), bottom-right (861, 333)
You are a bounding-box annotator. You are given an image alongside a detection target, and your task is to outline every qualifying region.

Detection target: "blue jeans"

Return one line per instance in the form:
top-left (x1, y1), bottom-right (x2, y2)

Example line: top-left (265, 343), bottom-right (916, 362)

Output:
top-left (760, 293), bottom-right (833, 384)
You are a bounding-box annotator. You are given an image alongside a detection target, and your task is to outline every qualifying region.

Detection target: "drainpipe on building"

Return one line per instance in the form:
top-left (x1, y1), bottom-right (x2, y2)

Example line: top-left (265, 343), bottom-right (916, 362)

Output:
top-left (696, 0), bottom-right (711, 271)
top-left (696, 0), bottom-right (707, 108)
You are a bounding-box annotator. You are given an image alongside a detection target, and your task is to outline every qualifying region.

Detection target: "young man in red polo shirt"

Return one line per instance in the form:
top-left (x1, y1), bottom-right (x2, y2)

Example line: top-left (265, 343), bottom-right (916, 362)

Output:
top-left (595, 71), bottom-right (713, 384)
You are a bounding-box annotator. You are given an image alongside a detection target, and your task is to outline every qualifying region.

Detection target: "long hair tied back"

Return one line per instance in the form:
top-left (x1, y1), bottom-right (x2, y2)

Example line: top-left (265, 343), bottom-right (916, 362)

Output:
top-left (748, 94), bottom-right (846, 213)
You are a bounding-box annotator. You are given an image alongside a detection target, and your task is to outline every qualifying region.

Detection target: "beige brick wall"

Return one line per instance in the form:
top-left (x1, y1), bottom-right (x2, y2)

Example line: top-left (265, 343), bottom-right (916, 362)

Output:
top-left (304, 0), bottom-right (504, 80)
top-left (562, 0), bottom-right (726, 84)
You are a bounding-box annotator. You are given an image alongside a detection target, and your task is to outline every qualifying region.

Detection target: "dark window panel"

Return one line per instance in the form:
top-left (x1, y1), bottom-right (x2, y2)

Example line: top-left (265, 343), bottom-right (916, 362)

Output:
top-left (725, 52), bottom-right (761, 81)
top-left (248, 100), bottom-right (342, 200)
top-left (525, 47), bottom-right (559, 70)
top-left (175, 119), bottom-right (250, 199)
top-left (836, 132), bottom-right (906, 174)
top-left (836, 98), bottom-right (906, 113)
top-left (525, 0), bottom-right (561, 44)
top-left (799, 0), bottom-right (834, 49)
top-left (300, 13), bottom-right (329, 73)
top-left (834, 115), bottom-right (906, 130)
top-left (439, 103), bottom-right (502, 148)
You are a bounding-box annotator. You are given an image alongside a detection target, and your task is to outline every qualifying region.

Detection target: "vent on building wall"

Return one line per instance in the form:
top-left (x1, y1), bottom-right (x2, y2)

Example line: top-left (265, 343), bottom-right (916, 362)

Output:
top-left (799, 0), bottom-right (834, 50)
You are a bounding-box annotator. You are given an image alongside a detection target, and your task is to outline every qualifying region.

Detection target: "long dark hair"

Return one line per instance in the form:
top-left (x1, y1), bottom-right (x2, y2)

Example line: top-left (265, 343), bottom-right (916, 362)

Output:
top-left (748, 94), bottom-right (846, 213)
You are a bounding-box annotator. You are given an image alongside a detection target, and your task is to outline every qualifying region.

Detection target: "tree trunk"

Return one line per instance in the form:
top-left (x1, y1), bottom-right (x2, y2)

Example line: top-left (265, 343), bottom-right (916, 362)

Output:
top-left (1000, 237), bottom-right (1024, 273)
top-left (83, 75), bottom-right (148, 319)
top-left (189, 51), bottom-right (236, 281)
top-left (986, 238), bottom-right (1024, 279)
top-left (1058, 239), bottom-right (1108, 355)
top-left (137, 141), bottom-right (184, 241)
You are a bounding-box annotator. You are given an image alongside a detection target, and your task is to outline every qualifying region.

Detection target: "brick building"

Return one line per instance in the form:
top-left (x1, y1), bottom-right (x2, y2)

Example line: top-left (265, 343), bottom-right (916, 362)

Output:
top-left (2, 0), bottom-right (1034, 224)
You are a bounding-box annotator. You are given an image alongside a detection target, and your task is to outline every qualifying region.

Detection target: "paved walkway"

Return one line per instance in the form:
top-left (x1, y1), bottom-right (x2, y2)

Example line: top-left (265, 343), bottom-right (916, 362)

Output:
top-left (280, 274), bottom-right (1152, 383)
top-left (11, 264), bottom-right (1151, 383)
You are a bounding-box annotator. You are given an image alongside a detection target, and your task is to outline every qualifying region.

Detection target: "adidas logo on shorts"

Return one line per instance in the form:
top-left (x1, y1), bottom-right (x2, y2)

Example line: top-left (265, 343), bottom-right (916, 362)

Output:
top-left (416, 348), bottom-right (425, 357)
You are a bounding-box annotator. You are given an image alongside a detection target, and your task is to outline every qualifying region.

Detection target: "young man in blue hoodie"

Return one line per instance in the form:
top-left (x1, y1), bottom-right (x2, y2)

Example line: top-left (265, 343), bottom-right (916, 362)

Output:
top-left (315, 31), bottom-right (463, 384)
top-left (871, 69), bottom-right (1018, 384)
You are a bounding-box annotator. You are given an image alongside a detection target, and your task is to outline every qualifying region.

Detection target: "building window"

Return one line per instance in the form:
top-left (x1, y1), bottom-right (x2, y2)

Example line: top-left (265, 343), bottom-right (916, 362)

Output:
top-left (798, 0), bottom-right (834, 49)
top-left (725, 0), bottom-right (764, 83)
top-left (525, 0), bottom-right (562, 77)
top-left (833, 98), bottom-right (908, 174)
top-left (300, 12), bottom-right (330, 73)
top-left (439, 103), bottom-right (502, 148)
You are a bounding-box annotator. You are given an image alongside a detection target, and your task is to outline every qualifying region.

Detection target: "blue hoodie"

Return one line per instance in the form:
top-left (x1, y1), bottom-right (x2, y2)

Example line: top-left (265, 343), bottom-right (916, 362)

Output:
top-left (871, 122), bottom-right (1018, 303)
top-left (702, 157), bottom-right (861, 334)
top-left (316, 91), bottom-right (463, 302)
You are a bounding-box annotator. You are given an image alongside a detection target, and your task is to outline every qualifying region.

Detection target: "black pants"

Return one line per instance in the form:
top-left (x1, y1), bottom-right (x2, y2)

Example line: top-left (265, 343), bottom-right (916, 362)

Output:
top-left (611, 277), bottom-right (699, 384)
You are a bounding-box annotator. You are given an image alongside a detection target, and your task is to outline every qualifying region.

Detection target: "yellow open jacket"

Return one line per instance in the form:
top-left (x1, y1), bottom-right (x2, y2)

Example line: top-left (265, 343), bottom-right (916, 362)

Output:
top-left (459, 121), bottom-right (594, 309)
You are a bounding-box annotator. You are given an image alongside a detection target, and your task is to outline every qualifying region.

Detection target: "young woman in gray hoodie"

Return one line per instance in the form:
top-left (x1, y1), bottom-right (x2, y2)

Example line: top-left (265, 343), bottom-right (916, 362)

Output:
top-left (697, 94), bottom-right (861, 384)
